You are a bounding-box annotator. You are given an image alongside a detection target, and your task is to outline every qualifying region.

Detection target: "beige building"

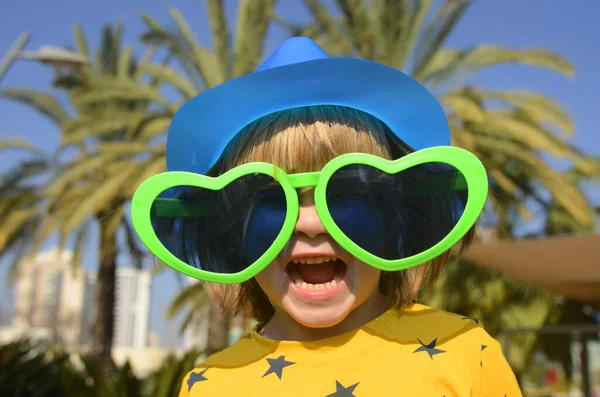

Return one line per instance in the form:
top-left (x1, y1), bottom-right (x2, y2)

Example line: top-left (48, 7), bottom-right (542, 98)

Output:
top-left (113, 267), bottom-right (152, 348)
top-left (12, 247), bottom-right (95, 346)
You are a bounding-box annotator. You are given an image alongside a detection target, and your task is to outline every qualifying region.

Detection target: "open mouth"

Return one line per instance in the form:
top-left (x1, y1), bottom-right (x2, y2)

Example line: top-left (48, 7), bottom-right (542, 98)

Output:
top-left (285, 256), bottom-right (348, 291)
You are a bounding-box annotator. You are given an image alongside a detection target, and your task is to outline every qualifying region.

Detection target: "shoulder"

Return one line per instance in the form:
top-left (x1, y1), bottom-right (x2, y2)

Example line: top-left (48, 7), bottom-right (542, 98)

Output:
top-left (371, 303), bottom-right (502, 369)
top-left (201, 334), bottom-right (272, 368)
top-left (179, 335), bottom-right (274, 396)
top-left (397, 304), bottom-right (521, 394)
top-left (373, 303), bottom-right (484, 344)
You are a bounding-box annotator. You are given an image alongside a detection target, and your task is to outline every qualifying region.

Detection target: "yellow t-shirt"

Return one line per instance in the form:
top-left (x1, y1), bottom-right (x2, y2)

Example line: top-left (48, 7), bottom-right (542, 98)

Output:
top-left (179, 304), bottom-right (522, 396)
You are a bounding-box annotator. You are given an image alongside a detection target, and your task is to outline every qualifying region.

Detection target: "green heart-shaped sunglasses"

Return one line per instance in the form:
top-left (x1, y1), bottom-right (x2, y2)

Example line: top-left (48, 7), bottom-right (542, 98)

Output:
top-left (131, 146), bottom-right (488, 284)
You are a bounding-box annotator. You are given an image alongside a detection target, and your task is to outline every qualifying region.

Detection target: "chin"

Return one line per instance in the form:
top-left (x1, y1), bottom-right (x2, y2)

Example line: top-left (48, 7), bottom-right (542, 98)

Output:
top-left (280, 294), bottom-right (356, 328)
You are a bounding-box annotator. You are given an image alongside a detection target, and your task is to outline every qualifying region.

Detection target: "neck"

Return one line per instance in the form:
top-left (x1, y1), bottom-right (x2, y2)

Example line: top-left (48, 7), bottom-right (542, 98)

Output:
top-left (260, 292), bottom-right (391, 342)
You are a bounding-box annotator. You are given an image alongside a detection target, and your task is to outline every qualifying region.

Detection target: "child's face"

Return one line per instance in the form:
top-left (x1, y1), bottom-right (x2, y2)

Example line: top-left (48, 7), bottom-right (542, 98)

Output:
top-left (254, 188), bottom-right (384, 328)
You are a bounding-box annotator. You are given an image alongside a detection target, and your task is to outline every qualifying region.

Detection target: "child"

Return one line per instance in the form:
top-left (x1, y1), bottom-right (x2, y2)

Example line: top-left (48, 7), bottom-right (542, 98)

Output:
top-left (132, 37), bottom-right (522, 396)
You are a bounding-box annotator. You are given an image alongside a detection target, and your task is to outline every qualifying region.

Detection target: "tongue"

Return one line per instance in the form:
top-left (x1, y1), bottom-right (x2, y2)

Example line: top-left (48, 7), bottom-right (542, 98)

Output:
top-left (299, 263), bottom-right (337, 284)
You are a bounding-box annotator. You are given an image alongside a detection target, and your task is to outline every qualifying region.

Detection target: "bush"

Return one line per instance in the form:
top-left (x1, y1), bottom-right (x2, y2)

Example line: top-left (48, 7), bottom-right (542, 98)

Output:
top-left (0, 340), bottom-right (203, 397)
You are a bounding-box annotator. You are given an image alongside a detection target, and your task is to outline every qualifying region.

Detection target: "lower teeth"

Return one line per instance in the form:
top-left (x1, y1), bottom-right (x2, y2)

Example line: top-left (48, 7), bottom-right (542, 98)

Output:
top-left (295, 279), bottom-right (339, 290)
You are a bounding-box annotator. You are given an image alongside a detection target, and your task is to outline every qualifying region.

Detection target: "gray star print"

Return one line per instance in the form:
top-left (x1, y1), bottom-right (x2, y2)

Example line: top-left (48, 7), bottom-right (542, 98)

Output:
top-left (480, 344), bottom-right (487, 366)
top-left (413, 338), bottom-right (446, 359)
top-left (325, 380), bottom-right (359, 397)
top-left (262, 355), bottom-right (295, 380)
top-left (187, 368), bottom-right (209, 391)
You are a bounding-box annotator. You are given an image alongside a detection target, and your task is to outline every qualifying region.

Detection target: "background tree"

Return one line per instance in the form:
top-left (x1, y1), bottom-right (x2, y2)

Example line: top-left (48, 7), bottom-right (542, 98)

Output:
top-left (132, 0), bottom-right (278, 353)
top-left (0, 24), bottom-right (163, 369)
top-left (1, 0), bottom-right (279, 361)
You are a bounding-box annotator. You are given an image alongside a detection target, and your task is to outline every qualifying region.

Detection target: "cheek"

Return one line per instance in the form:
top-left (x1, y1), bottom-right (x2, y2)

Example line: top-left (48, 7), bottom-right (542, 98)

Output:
top-left (254, 261), bottom-right (286, 301)
top-left (349, 260), bottom-right (382, 297)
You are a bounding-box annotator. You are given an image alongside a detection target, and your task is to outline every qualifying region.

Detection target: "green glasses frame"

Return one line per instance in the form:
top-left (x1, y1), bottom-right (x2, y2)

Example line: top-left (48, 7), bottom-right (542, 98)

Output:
top-left (131, 146), bottom-right (489, 284)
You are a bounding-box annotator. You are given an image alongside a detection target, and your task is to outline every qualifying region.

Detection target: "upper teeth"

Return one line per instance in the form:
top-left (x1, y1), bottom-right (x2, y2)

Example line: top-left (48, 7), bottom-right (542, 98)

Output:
top-left (292, 256), bottom-right (335, 264)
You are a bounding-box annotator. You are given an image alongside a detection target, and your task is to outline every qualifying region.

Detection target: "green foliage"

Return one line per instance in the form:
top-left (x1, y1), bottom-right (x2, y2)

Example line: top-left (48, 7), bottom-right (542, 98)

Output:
top-left (0, 340), bottom-right (72, 397)
top-left (290, 0), bottom-right (598, 233)
top-left (0, 23), bottom-right (164, 369)
top-left (167, 280), bottom-right (210, 334)
top-left (0, 23), bottom-right (160, 268)
top-left (0, 339), bottom-right (203, 397)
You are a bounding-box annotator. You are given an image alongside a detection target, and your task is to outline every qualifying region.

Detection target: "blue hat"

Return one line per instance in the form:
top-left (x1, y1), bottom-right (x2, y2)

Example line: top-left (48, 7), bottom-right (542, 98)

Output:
top-left (166, 37), bottom-right (450, 174)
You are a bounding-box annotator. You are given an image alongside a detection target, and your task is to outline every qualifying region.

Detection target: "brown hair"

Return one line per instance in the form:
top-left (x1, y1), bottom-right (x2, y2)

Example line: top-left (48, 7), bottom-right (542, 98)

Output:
top-left (204, 105), bottom-right (474, 323)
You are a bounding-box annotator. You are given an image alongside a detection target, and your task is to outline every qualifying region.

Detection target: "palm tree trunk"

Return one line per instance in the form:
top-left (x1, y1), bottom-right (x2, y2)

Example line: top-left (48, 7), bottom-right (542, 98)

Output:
top-left (93, 217), bottom-right (117, 372)
top-left (205, 301), bottom-right (231, 356)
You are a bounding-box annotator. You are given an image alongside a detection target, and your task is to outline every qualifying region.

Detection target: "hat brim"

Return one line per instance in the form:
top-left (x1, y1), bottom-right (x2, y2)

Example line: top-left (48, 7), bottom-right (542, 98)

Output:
top-left (166, 57), bottom-right (450, 174)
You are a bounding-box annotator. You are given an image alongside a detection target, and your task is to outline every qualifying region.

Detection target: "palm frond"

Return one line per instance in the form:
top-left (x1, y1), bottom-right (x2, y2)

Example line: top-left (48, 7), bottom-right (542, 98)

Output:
top-left (73, 23), bottom-right (89, 57)
top-left (474, 136), bottom-right (593, 227)
top-left (71, 82), bottom-right (165, 108)
top-left (411, 0), bottom-right (471, 78)
top-left (207, 0), bottom-right (230, 77)
top-left (44, 154), bottom-right (109, 198)
top-left (299, 0), bottom-right (351, 55)
top-left (394, 0), bottom-right (433, 70)
top-left (335, 0), bottom-right (374, 59)
top-left (125, 156), bottom-right (166, 197)
top-left (117, 45), bottom-right (134, 79)
top-left (61, 165), bottom-right (136, 235)
top-left (442, 89), bottom-right (485, 123)
top-left (0, 88), bottom-right (70, 125)
top-left (167, 281), bottom-right (209, 319)
top-left (96, 142), bottom-right (163, 155)
top-left (0, 139), bottom-right (46, 155)
top-left (371, 0), bottom-right (410, 66)
top-left (128, 112), bottom-right (172, 141)
top-left (232, 0), bottom-right (276, 78)
top-left (484, 90), bottom-right (574, 135)
top-left (60, 117), bottom-right (131, 146)
top-left (422, 45), bottom-right (574, 86)
top-left (137, 63), bottom-right (198, 99)
top-left (475, 111), bottom-right (574, 158)
top-left (168, 7), bottom-right (223, 88)
top-left (0, 206), bottom-right (39, 249)
top-left (0, 160), bottom-right (50, 196)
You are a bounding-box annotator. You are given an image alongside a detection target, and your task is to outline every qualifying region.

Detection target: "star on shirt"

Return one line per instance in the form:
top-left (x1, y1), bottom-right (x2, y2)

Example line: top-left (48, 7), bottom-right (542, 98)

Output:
top-left (262, 355), bottom-right (295, 380)
top-left (481, 344), bottom-right (487, 366)
top-left (187, 368), bottom-right (209, 391)
top-left (325, 380), bottom-right (359, 397)
top-left (413, 338), bottom-right (446, 359)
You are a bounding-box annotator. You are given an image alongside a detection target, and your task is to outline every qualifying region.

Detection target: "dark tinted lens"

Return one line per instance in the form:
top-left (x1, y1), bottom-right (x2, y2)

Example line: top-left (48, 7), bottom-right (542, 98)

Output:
top-left (326, 163), bottom-right (467, 260)
top-left (150, 174), bottom-right (287, 274)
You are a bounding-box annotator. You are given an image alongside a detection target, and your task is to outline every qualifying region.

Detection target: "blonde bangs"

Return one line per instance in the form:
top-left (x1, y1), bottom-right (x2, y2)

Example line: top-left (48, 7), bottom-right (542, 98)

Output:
top-left (221, 106), bottom-right (393, 172)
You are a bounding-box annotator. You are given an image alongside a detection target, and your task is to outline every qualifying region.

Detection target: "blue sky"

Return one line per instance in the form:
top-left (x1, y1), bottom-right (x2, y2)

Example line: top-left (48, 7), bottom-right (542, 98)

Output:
top-left (1, 1), bottom-right (599, 347)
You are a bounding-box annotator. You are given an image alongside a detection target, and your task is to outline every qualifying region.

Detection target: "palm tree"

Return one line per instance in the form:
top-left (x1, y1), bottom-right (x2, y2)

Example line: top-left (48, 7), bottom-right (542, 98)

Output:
top-left (0, 24), bottom-right (162, 369)
top-left (129, 0), bottom-right (278, 353)
top-left (2, 0), bottom-right (277, 358)
top-left (285, 0), bottom-right (598, 232)
top-left (282, 0), bottom-right (599, 378)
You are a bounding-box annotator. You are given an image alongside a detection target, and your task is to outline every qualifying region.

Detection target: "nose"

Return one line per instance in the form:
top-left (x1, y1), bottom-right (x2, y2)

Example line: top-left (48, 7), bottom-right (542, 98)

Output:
top-left (294, 198), bottom-right (327, 239)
